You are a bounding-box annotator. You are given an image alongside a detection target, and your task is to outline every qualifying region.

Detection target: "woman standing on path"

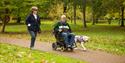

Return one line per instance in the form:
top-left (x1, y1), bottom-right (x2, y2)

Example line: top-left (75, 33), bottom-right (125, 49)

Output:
top-left (26, 6), bottom-right (41, 50)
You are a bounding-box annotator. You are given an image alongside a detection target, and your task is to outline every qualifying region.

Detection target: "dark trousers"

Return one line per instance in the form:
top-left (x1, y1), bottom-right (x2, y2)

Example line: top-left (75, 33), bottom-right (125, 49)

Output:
top-left (29, 31), bottom-right (37, 48)
top-left (61, 32), bottom-right (75, 47)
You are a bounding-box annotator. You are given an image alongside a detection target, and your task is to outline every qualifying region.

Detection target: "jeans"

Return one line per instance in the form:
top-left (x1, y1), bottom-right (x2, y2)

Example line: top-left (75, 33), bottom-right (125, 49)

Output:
top-left (29, 31), bottom-right (37, 48)
top-left (61, 32), bottom-right (75, 47)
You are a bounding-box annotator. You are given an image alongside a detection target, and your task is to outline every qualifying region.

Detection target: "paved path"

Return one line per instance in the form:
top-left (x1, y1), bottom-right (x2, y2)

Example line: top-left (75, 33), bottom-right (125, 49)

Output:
top-left (0, 37), bottom-right (125, 63)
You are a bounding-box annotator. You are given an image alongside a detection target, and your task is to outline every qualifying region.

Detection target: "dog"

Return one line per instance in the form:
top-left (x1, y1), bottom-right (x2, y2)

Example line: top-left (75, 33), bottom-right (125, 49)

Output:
top-left (74, 35), bottom-right (89, 51)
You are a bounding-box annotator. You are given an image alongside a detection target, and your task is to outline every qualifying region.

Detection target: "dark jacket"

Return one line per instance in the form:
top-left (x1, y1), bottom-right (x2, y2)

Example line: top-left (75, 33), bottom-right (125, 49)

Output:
top-left (26, 14), bottom-right (41, 32)
top-left (53, 21), bottom-right (72, 34)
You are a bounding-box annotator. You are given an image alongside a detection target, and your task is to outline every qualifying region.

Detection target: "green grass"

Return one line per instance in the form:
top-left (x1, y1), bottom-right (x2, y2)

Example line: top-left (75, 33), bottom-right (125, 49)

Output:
top-left (0, 43), bottom-right (86, 63)
top-left (0, 20), bottom-right (125, 55)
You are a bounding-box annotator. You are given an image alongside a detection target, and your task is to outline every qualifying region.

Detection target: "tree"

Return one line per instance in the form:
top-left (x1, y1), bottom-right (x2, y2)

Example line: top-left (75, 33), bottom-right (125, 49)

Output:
top-left (82, 0), bottom-right (87, 28)
top-left (0, 0), bottom-right (12, 32)
top-left (12, 0), bottom-right (24, 23)
top-left (120, 1), bottom-right (125, 27)
top-left (73, 0), bottom-right (77, 24)
top-left (121, 6), bottom-right (124, 27)
top-left (105, 0), bottom-right (125, 26)
top-left (90, 0), bottom-right (103, 25)
top-left (1, 0), bottom-right (17, 32)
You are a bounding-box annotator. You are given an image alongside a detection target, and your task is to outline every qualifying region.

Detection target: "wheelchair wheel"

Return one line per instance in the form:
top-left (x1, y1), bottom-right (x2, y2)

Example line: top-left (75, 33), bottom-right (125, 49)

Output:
top-left (52, 43), bottom-right (57, 50)
top-left (70, 48), bottom-right (74, 52)
top-left (60, 46), bottom-right (65, 52)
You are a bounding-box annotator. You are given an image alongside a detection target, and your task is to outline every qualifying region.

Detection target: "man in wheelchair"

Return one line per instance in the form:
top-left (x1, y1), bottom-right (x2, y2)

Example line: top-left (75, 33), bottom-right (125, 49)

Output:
top-left (53, 15), bottom-right (75, 48)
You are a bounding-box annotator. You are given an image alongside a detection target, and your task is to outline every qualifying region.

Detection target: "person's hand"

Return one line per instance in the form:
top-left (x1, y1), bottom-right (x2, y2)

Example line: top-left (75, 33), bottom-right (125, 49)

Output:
top-left (58, 29), bottom-right (62, 32)
top-left (28, 24), bottom-right (31, 26)
top-left (38, 30), bottom-right (41, 33)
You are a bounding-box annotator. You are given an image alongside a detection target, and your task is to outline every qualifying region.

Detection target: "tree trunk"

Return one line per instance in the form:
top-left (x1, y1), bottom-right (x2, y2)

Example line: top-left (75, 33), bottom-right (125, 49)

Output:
top-left (118, 11), bottom-right (121, 25)
top-left (96, 18), bottom-right (99, 23)
top-left (1, 15), bottom-right (10, 32)
top-left (92, 13), bottom-right (96, 25)
top-left (108, 19), bottom-right (111, 24)
top-left (1, 21), bottom-right (6, 32)
top-left (121, 6), bottom-right (124, 27)
top-left (63, 6), bottom-right (67, 14)
top-left (71, 16), bottom-right (73, 23)
top-left (63, 0), bottom-right (67, 14)
top-left (17, 16), bottom-right (21, 23)
top-left (91, 0), bottom-right (95, 25)
top-left (82, 0), bottom-right (87, 28)
top-left (73, 0), bottom-right (76, 24)
top-left (17, 8), bottom-right (21, 23)
top-left (1, 8), bottom-right (10, 32)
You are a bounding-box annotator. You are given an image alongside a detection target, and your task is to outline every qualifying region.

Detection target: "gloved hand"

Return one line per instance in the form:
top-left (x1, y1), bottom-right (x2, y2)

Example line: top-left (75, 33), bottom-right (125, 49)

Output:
top-left (58, 29), bottom-right (62, 32)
